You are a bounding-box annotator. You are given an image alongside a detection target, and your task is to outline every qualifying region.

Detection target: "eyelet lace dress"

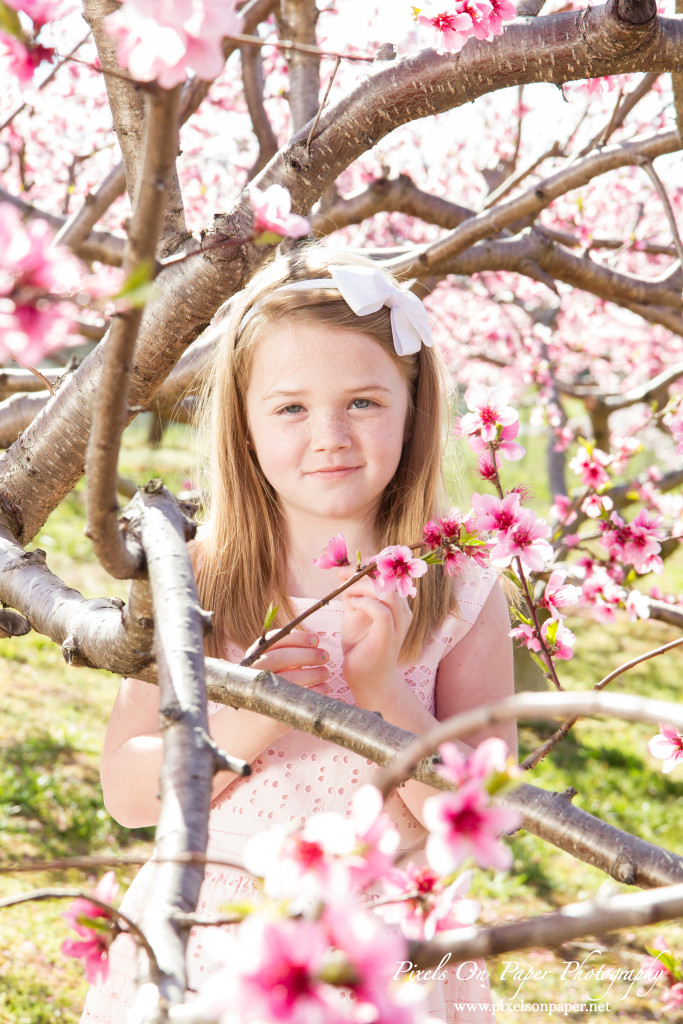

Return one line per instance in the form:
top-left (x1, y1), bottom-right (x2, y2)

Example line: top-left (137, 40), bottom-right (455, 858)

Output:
top-left (81, 563), bottom-right (499, 1024)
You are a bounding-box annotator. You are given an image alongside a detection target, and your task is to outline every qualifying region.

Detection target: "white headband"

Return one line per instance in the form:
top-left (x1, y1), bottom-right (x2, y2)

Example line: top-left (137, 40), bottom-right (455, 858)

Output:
top-left (237, 263), bottom-right (433, 357)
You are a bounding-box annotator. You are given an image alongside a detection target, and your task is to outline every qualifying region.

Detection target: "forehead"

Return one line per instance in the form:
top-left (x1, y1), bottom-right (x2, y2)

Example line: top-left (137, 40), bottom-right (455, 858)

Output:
top-left (246, 321), bottom-right (407, 395)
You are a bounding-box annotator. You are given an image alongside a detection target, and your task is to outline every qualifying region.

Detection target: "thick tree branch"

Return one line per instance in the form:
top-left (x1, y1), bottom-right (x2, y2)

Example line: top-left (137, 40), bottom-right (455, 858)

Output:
top-left (312, 173), bottom-right (473, 236)
top-left (385, 129), bottom-right (681, 276)
top-left (131, 484), bottom-right (216, 1009)
top-left (5, 0), bottom-right (683, 542)
top-left (85, 85), bottom-right (181, 580)
top-left (0, 522), bottom-right (150, 673)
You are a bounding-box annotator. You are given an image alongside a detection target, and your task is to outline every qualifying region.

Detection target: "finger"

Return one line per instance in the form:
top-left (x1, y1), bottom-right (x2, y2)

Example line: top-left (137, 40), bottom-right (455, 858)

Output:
top-left (276, 666), bottom-right (331, 687)
top-left (253, 645), bottom-right (330, 673)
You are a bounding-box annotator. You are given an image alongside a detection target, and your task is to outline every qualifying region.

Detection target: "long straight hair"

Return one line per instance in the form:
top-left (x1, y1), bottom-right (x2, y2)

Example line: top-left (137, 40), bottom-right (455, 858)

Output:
top-left (195, 247), bottom-right (456, 662)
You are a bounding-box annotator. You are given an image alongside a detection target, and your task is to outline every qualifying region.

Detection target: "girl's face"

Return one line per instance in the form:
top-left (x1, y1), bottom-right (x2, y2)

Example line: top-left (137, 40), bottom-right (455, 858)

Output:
top-left (245, 321), bottom-right (411, 534)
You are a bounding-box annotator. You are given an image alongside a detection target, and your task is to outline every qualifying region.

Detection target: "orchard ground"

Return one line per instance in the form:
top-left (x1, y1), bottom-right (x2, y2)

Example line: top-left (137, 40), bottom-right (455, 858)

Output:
top-left (0, 416), bottom-right (681, 1024)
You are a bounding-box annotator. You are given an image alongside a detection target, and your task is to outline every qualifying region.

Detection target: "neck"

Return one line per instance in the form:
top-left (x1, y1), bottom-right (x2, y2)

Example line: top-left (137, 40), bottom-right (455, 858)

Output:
top-left (282, 511), bottom-right (378, 599)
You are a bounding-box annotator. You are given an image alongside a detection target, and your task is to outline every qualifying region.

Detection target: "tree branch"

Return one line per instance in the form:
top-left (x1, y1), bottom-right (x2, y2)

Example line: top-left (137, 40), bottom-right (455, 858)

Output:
top-left (241, 38), bottom-right (279, 180)
top-left (408, 883), bottom-right (683, 968)
top-left (85, 85), bottom-right (182, 580)
top-left (385, 128), bottom-right (681, 276)
top-left (131, 483), bottom-right (219, 1009)
top-left (276, 0), bottom-right (320, 133)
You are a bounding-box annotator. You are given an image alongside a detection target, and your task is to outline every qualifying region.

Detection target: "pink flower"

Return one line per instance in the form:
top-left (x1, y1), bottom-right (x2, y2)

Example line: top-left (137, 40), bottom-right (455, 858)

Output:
top-left (424, 779), bottom-right (520, 873)
top-left (539, 570), bottom-right (581, 619)
top-left (662, 982), bottom-right (683, 1012)
top-left (648, 724), bottom-right (683, 774)
top-left (664, 401), bottom-right (683, 456)
top-left (471, 491), bottom-right (522, 535)
top-left (376, 864), bottom-right (478, 941)
top-left (569, 444), bottom-right (611, 489)
top-left (601, 509), bottom-right (663, 575)
top-left (249, 184), bottom-right (311, 240)
top-left (416, 5), bottom-right (473, 53)
top-left (459, 383), bottom-right (518, 444)
top-left (550, 494), bottom-right (577, 526)
top-left (581, 492), bottom-right (613, 519)
top-left (313, 533), bottom-right (350, 569)
top-left (62, 872), bottom-right (119, 984)
top-left (457, 0), bottom-right (494, 40)
top-left (324, 903), bottom-right (407, 1002)
top-left (437, 737), bottom-right (510, 787)
top-left (489, 508), bottom-right (553, 572)
top-left (540, 618), bottom-right (576, 660)
top-left (207, 915), bottom-right (344, 1024)
top-left (0, 33), bottom-right (54, 82)
top-left (626, 589), bottom-right (650, 621)
top-left (105, 0), bottom-right (243, 89)
top-left (486, 0), bottom-right (516, 33)
top-left (373, 545), bottom-right (428, 599)
top-left (509, 622), bottom-right (540, 651)
top-left (6, 0), bottom-right (65, 25)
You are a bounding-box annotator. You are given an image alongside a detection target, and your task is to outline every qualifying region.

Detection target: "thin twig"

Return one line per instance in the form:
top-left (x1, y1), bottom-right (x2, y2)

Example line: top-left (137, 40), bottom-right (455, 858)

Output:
top-left (10, 354), bottom-right (54, 396)
top-left (638, 156), bottom-right (683, 277)
top-left (307, 56), bottom-right (341, 152)
top-left (0, 852), bottom-right (247, 874)
top-left (0, 888), bottom-right (160, 981)
top-left (520, 635), bottom-right (683, 770)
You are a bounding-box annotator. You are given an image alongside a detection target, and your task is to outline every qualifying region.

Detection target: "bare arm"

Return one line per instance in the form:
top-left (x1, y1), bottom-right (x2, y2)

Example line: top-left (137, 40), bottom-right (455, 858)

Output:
top-left (100, 632), bottom-right (330, 828)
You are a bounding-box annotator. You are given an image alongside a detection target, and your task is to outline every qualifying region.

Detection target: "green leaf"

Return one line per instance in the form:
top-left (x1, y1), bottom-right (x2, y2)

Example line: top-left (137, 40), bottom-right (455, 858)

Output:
top-left (112, 259), bottom-right (155, 309)
top-left (0, 2), bottom-right (24, 40)
top-left (262, 601), bottom-right (279, 633)
top-left (528, 650), bottom-right (549, 675)
top-left (503, 569), bottom-right (522, 588)
top-left (544, 618), bottom-right (559, 645)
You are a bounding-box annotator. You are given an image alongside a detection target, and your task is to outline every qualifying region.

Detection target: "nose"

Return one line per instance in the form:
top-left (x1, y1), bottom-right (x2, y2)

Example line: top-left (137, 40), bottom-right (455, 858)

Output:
top-left (309, 412), bottom-right (351, 452)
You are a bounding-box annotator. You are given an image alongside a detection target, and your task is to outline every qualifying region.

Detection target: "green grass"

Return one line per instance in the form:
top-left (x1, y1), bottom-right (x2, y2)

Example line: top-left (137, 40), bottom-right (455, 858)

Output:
top-left (1, 416), bottom-right (682, 1022)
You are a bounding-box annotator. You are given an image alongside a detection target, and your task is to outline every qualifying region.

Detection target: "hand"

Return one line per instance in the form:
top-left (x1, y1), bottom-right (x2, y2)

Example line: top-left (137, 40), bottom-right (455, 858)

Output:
top-left (339, 569), bottom-right (412, 706)
top-left (246, 630), bottom-right (330, 692)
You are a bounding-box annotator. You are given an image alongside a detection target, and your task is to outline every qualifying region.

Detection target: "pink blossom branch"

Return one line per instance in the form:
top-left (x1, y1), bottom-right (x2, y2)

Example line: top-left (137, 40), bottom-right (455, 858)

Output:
top-left (486, 442), bottom-right (564, 690)
top-left (0, 887), bottom-right (159, 978)
top-left (521, 635), bottom-right (683, 770)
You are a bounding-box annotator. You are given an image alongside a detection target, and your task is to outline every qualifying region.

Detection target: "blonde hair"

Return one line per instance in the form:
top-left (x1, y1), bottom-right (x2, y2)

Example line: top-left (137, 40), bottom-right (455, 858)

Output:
top-left (195, 246), bottom-right (455, 662)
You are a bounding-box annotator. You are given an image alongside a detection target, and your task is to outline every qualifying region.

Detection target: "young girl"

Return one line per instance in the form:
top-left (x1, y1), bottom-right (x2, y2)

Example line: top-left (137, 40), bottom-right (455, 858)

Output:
top-left (81, 247), bottom-right (516, 1024)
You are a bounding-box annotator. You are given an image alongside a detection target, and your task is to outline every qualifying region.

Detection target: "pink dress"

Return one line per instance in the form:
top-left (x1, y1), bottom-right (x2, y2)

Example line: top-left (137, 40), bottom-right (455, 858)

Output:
top-left (81, 564), bottom-right (498, 1024)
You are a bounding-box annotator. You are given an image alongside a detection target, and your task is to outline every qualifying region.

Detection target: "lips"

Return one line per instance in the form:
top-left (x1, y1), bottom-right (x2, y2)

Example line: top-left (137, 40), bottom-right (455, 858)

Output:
top-left (307, 466), bottom-right (359, 478)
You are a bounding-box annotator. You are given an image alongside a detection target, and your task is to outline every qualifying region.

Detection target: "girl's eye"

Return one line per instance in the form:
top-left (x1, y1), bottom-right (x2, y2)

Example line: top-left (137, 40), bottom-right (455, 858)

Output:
top-left (350, 398), bottom-right (373, 410)
top-left (278, 404), bottom-right (304, 415)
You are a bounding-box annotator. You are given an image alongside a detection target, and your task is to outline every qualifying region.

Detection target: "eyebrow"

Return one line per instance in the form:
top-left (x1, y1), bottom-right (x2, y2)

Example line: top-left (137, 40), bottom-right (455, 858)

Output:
top-left (264, 383), bottom-right (394, 400)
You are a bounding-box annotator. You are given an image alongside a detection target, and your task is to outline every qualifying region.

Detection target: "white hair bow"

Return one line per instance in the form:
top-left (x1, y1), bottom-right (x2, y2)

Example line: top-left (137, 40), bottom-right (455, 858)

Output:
top-left (328, 265), bottom-right (433, 356)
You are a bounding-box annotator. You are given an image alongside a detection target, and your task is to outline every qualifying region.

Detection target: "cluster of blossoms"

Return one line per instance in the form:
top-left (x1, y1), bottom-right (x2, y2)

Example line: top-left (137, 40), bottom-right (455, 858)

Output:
top-left (455, 385), bottom-right (580, 664)
top-left (61, 871), bottom-right (120, 984)
top-left (63, 756), bottom-right (518, 1021)
top-left (414, 0), bottom-right (516, 55)
top-left (0, 202), bottom-right (84, 364)
top-left (105, 0), bottom-right (243, 89)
